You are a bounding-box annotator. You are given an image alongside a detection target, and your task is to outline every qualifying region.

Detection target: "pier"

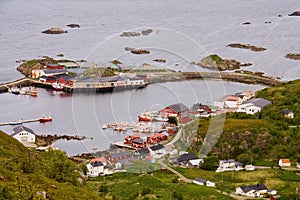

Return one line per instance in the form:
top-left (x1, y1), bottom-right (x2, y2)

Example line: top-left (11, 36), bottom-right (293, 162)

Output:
top-left (0, 118), bottom-right (40, 126)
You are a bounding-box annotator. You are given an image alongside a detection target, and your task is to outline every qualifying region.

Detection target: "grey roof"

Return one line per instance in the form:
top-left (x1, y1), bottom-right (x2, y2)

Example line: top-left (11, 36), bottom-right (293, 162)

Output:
top-left (90, 161), bottom-right (103, 167)
top-left (150, 144), bottom-right (164, 151)
top-left (240, 184), bottom-right (268, 193)
top-left (194, 177), bottom-right (207, 183)
top-left (12, 125), bottom-right (35, 136)
top-left (168, 103), bottom-right (189, 113)
top-left (283, 109), bottom-right (292, 115)
top-left (221, 159), bottom-right (236, 163)
top-left (177, 153), bottom-right (199, 162)
top-left (136, 147), bottom-right (150, 154)
top-left (111, 151), bottom-right (132, 159)
top-left (132, 139), bottom-right (145, 144)
top-left (245, 98), bottom-right (271, 108)
top-left (42, 69), bottom-right (68, 74)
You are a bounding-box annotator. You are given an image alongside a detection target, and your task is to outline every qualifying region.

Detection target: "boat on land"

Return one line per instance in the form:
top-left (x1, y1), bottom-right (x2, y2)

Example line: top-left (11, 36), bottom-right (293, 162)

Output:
top-left (39, 114), bottom-right (52, 123)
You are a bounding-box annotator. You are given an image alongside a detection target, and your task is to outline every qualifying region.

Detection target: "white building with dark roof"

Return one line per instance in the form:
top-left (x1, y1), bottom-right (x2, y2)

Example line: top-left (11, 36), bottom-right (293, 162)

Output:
top-left (193, 177), bottom-right (215, 187)
top-left (236, 98), bottom-right (271, 114)
top-left (12, 125), bottom-right (36, 143)
top-left (86, 160), bottom-right (104, 177)
top-left (235, 184), bottom-right (276, 198)
top-left (149, 144), bottom-right (165, 158)
top-left (216, 159), bottom-right (244, 172)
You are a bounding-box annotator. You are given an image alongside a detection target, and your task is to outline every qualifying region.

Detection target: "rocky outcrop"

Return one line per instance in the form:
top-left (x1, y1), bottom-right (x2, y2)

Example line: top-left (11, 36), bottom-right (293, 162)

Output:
top-left (288, 11), bottom-right (300, 16)
top-left (17, 56), bottom-right (57, 77)
top-left (141, 29), bottom-right (153, 35)
top-left (227, 43), bottom-right (267, 52)
top-left (67, 24), bottom-right (80, 28)
top-left (124, 47), bottom-right (150, 54)
top-left (56, 53), bottom-right (64, 57)
top-left (196, 54), bottom-right (243, 71)
top-left (120, 31), bottom-right (141, 37)
top-left (37, 134), bottom-right (90, 146)
top-left (284, 53), bottom-right (300, 60)
top-left (153, 59), bottom-right (166, 63)
top-left (42, 27), bottom-right (67, 34)
top-left (120, 29), bottom-right (154, 37)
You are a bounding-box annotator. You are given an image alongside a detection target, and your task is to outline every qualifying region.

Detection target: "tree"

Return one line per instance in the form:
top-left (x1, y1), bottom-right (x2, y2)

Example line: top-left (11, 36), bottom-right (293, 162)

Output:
top-left (200, 156), bottom-right (219, 171)
top-left (41, 149), bottom-right (79, 185)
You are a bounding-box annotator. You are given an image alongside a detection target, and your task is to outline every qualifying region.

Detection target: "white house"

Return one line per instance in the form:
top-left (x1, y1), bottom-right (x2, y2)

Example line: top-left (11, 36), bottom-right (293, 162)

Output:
top-left (296, 162), bottom-right (300, 169)
top-left (283, 109), bottom-right (294, 119)
top-left (193, 178), bottom-right (215, 187)
top-left (176, 152), bottom-right (203, 168)
top-left (12, 125), bottom-right (36, 143)
top-left (86, 161), bottom-right (105, 177)
top-left (149, 144), bottom-right (165, 159)
top-left (216, 159), bottom-right (244, 172)
top-left (235, 184), bottom-right (273, 198)
top-left (279, 159), bottom-right (291, 167)
top-left (237, 98), bottom-right (271, 114)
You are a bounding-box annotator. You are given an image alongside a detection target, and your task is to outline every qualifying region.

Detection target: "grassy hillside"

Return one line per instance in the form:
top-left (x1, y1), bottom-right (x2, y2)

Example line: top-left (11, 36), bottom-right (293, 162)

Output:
top-left (256, 79), bottom-right (300, 125)
top-left (0, 130), bottom-right (100, 200)
top-left (87, 171), bottom-right (234, 200)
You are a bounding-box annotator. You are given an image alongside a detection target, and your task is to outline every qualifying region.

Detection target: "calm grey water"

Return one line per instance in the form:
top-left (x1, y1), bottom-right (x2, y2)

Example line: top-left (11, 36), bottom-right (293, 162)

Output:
top-left (0, 80), bottom-right (265, 155)
top-left (0, 0), bottom-right (299, 155)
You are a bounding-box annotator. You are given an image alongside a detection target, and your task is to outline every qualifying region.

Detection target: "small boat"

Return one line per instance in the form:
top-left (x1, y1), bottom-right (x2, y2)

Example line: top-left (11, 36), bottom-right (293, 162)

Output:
top-left (39, 114), bottom-right (52, 123)
top-left (9, 120), bottom-right (22, 125)
top-left (102, 124), bottom-right (108, 129)
top-left (52, 82), bottom-right (64, 91)
top-left (30, 88), bottom-right (38, 96)
top-left (11, 87), bottom-right (20, 95)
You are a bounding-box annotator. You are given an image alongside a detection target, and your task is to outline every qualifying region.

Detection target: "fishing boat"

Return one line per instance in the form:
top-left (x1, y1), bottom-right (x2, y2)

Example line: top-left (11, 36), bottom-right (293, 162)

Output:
top-left (138, 113), bottom-right (153, 122)
top-left (11, 87), bottom-right (20, 95)
top-left (30, 88), bottom-right (38, 96)
top-left (102, 124), bottom-right (108, 129)
top-left (39, 114), bottom-right (52, 123)
top-left (52, 82), bottom-right (64, 91)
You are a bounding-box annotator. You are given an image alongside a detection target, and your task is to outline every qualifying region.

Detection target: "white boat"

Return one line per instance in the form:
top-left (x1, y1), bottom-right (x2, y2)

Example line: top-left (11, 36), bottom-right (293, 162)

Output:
top-left (154, 115), bottom-right (169, 122)
top-left (52, 82), bottom-right (64, 91)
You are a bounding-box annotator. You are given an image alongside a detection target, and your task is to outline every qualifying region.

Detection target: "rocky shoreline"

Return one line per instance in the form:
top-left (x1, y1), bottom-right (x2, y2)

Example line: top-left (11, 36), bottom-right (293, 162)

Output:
top-left (37, 134), bottom-right (91, 147)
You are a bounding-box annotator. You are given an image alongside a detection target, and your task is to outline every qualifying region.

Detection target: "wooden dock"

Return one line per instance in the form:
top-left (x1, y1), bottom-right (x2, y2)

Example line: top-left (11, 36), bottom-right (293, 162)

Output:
top-left (0, 118), bottom-right (40, 126)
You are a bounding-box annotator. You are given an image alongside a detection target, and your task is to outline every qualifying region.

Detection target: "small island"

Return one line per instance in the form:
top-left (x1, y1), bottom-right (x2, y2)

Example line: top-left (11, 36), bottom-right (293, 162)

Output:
top-left (42, 27), bottom-right (67, 34)
top-left (284, 53), bottom-right (300, 60)
top-left (227, 43), bottom-right (267, 52)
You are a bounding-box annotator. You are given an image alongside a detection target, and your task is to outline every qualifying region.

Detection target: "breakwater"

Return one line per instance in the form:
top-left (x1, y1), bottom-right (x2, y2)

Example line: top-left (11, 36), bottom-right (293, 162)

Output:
top-left (0, 72), bottom-right (283, 94)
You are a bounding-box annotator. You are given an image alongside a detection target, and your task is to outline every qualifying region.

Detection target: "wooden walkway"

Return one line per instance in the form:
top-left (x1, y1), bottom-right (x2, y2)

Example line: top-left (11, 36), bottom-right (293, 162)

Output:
top-left (0, 118), bottom-right (40, 126)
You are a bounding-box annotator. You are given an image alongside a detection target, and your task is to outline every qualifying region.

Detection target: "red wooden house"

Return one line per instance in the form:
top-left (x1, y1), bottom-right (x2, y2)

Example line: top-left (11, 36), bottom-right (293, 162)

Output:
top-left (131, 139), bottom-right (147, 148)
top-left (147, 134), bottom-right (158, 144)
top-left (124, 134), bottom-right (140, 144)
top-left (46, 64), bottom-right (64, 70)
top-left (160, 103), bottom-right (189, 117)
top-left (147, 133), bottom-right (168, 144)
